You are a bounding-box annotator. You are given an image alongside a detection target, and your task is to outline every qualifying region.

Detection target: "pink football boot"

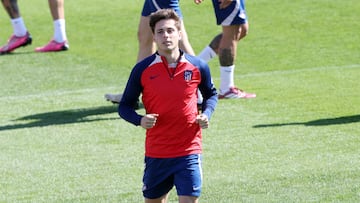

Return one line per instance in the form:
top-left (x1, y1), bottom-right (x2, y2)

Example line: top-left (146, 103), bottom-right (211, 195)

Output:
top-left (0, 32), bottom-right (32, 54)
top-left (35, 39), bottom-right (69, 52)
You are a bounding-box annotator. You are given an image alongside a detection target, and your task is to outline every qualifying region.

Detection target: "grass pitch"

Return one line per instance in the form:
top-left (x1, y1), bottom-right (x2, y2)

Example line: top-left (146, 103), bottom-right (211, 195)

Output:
top-left (1, 0), bottom-right (359, 202)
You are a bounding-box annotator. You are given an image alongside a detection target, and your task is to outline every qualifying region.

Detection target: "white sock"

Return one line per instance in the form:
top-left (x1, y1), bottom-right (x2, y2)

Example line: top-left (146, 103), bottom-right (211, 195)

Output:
top-left (53, 19), bottom-right (67, 43)
top-left (11, 17), bottom-right (27, 37)
top-left (220, 65), bottom-right (235, 94)
top-left (198, 46), bottom-right (217, 63)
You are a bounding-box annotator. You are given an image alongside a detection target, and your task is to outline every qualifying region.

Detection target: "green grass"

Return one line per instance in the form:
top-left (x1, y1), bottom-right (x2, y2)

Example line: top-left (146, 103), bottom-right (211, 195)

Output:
top-left (1, 0), bottom-right (360, 202)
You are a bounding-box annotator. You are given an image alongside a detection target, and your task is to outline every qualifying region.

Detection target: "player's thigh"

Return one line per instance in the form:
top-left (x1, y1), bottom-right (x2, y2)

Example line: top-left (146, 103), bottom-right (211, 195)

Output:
top-left (143, 157), bottom-right (175, 199)
top-left (174, 154), bottom-right (202, 197)
top-left (179, 195), bottom-right (199, 203)
top-left (239, 22), bottom-right (249, 39)
top-left (221, 25), bottom-right (241, 45)
top-left (138, 16), bottom-right (152, 38)
top-left (145, 193), bottom-right (169, 203)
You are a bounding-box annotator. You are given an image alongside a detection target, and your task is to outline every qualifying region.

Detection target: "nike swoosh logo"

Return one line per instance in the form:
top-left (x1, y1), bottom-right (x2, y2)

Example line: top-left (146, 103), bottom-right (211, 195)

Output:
top-left (193, 186), bottom-right (201, 191)
top-left (150, 75), bottom-right (159, 80)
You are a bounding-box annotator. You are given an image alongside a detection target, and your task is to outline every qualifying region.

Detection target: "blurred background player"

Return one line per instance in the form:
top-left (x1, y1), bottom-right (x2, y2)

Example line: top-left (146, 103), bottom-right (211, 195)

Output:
top-left (104, 0), bottom-right (204, 104)
top-left (0, 0), bottom-right (68, 54)
top-left (197, 0), bottom-right (256, 99)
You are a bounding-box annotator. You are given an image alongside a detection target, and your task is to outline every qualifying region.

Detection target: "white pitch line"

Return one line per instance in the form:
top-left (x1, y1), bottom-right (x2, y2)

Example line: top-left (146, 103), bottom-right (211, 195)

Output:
top-left (234, 64), bottom-right (360, 78)
top-left (0, 86), bottom-right (120, 102)
top-left (0, 64), bottom-right (359, 101)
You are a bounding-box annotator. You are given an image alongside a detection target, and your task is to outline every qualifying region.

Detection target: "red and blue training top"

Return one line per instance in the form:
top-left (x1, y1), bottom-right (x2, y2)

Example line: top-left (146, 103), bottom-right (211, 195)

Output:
top-left (119, 50), bottom-right (218, 158)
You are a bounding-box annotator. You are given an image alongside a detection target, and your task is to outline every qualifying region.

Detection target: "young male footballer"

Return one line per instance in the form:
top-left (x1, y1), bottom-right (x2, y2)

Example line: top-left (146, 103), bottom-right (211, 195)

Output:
top-left (118, 9), bottom-right (217, 203)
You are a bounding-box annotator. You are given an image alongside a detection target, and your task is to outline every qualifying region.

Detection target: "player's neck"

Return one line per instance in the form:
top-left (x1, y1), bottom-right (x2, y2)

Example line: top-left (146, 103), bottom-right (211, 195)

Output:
top-left (159, 49), bottom-right (180, 64)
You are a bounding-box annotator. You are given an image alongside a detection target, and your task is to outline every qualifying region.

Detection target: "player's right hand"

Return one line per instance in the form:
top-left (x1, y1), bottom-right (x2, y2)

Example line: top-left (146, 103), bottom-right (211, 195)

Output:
top-left (141, 114), bottom-right (159, 129)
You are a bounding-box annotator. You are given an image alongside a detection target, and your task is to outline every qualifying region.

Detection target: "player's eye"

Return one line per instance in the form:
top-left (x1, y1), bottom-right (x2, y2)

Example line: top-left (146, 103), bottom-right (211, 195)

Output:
top-left (157, 30), bottom-right (164, 34)
top-left (166, 28), bottom-right (175, 34)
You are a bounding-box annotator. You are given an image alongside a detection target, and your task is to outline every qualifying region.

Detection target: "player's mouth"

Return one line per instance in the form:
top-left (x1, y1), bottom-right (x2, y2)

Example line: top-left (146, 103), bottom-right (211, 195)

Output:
top-left (163, 41), bottom-right (172, 46)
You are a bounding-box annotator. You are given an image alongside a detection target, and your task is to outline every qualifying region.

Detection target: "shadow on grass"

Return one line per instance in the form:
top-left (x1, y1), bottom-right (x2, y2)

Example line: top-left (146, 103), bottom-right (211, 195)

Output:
top-left (253, 114), bottom-right (360, 128)
top-left (0, 50), bottom-right (39, 56)
top-left (0, 105), bottom-right (120, 131)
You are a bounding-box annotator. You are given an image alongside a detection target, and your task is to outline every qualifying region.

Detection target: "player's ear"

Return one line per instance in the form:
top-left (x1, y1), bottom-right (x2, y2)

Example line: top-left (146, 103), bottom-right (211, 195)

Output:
top-left (178, 30), bottom-right (182, 40)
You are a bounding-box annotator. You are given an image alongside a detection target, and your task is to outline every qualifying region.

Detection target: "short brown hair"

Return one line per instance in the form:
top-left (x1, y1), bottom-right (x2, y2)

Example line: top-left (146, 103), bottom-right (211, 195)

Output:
top-left (149, 9), bottom-right (181, 33)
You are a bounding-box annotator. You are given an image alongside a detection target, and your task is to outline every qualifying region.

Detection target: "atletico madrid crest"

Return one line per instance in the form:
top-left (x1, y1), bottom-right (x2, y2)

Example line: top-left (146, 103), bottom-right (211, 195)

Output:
top-left (184, 70), bottom-right (193, 81)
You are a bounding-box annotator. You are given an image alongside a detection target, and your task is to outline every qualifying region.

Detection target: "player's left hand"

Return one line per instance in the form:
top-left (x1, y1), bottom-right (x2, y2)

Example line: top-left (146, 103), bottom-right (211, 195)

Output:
top-left (196, 114), bottom-right (209, 129)
top-left (218, 0), bottom-right (233, 9)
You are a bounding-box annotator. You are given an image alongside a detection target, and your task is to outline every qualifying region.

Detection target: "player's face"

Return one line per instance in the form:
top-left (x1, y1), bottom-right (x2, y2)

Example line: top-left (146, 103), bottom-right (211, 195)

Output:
top-left (153, 19), bottom-right (181, 52)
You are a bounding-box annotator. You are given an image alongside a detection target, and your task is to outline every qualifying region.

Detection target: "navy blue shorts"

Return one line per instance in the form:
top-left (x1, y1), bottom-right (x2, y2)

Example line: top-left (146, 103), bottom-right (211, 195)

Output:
top-left (212, 0), bottom-right (247, 26)
top-left (141, 0), bottom-right (183, 18)
top-left (142, 154), bottom-right (202, 199)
